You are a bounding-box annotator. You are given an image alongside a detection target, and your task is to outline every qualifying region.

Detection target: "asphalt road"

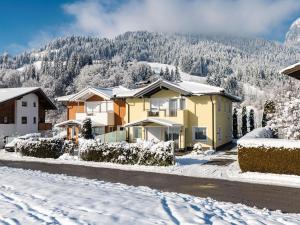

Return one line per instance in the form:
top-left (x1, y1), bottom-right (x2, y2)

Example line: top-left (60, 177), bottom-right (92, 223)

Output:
top-left (0, 159), bottom-right (299, 213)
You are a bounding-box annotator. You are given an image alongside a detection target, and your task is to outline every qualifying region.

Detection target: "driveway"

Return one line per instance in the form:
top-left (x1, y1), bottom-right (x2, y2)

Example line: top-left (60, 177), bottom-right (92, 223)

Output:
top-left (0, 160), bottom-right (299, 213)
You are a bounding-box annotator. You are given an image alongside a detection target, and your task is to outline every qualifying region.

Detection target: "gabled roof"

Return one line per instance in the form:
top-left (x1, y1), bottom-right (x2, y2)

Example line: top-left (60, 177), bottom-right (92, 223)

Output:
top-left (280, 62), bottom-right (300, 80)
top-left (116, 79), bottom-right (241, 102)
top-left (56, 86), bottom-right (130, 102)
top-left (0, 87), bottom-right (56, 110)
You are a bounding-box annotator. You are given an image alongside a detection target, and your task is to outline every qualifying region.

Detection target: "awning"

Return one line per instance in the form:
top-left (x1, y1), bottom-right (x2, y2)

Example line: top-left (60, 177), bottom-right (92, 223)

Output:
top-left (124, 118), bottom-right (182, 127)
top-left (54, 120), bottom-right (82, 128)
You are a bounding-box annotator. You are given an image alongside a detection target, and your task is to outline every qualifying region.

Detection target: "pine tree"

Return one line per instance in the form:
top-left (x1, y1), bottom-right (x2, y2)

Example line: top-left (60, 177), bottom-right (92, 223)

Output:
top-left (174, 66), bottom-right (181, 81)
top-left (249, 109), bottom-right (255, 131)
top-left (159, 68), bottom-right (164, 77)
top-left (262, 100), bottom-right (275, 127)
top-left (81, 118), bottom-right (93, 139)
top-left (232, 108), bottom-right (238, 138)
top-left (241, 106), bottom-right (248, 136)
top-left (163, 67), bottom-right (170, 80)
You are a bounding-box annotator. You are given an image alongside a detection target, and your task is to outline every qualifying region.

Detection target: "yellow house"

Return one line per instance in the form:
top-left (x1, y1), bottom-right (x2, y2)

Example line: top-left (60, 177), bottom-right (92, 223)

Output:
top-left (118, 79), bottom-right (240, 150)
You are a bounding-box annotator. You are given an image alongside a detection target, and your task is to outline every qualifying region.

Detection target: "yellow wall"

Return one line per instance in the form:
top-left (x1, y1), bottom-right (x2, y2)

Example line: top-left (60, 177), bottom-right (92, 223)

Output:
top-left (125, 89), bottom-right (233, 150)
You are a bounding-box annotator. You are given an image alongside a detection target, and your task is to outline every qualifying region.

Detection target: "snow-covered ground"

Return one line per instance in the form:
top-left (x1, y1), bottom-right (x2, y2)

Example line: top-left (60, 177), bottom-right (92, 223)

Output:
top-left (0, 166), bottom-right (298, 224)
top-left (1, 148), bottom-right (300, 189)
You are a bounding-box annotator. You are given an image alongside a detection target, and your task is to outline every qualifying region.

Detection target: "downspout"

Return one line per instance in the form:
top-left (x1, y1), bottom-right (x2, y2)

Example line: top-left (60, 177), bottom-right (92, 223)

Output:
top-left (209, 95), bottom-right (215, 150)
top-left (125, 99), bottom-right (130, 142)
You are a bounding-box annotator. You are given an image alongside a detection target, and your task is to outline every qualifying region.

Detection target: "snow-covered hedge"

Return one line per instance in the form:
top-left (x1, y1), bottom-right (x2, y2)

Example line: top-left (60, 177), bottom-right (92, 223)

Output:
top-left (79, 139), bottom-right (175, 166)
top-left (16, 138), bottom-right (64, 159)
top-left (238, 127), bottom-right (300, 175)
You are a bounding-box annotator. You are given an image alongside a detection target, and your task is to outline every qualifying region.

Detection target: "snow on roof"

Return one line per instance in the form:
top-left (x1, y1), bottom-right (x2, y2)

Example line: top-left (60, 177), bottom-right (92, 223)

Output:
top-left (279, 62), bottom-right (300, 75)
top-left (116, 79), bottom-right (240, 101)
top-left (55, 93), bottom-right (77, 102)
top-left (0, 87), bottom-right (40, 103)
top-left (56, 86), bottom-right (130, 102)
top-left (125, 117), bottom-right (182, 127)
top-left (54, 120), bottom-right (83, 128)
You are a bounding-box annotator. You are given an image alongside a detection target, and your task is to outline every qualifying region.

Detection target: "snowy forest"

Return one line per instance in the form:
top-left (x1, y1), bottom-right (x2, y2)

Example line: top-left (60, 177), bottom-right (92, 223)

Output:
top-left (0, 31), bottom-right (299, 125)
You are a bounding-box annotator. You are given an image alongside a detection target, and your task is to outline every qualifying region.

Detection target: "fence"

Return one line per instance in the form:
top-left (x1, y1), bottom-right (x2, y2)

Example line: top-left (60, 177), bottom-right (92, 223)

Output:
top-left (95, 130), bottom-right (126, 143)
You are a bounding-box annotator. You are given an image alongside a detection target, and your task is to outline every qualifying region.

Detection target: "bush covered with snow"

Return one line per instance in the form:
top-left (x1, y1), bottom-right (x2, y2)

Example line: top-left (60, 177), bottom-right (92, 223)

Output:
top-left (79, 139), bottom-right (175, 166)
top-left (238, 127), bottom-right (300, 175)
top-left (16, 138), bottom-right (64, 159)
top-left (62, 140), bottom-right (77, 155)
top-left (192, 143), bottom-right (204, 155)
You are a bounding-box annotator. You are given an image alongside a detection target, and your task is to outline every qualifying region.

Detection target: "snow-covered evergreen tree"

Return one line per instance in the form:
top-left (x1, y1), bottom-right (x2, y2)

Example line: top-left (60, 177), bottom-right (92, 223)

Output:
top-left (232, 108), bottom-right (238, 138)
top-left (249, 109), bottom-right (255, 131)
top-left (241, 106), bottom-right (248, 136)
top-left (81, 118), bottom-right (93, 139)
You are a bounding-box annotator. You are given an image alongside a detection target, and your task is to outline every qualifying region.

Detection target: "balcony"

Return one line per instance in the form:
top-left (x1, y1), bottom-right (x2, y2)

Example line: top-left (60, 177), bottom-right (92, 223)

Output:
top-left (146, 109), bottom-right (187, 124)
top-left (38, 123), bottom-right (52, 131)
top-left (76, 111), bottom-right (115, 126)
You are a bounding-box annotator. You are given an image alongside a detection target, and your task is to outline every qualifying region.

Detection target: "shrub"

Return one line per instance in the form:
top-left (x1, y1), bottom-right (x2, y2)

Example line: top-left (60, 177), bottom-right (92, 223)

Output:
top-left (238, 146), bottom-right (300, 176)
top-left (79, 139), bottom-right (174, 166)
top-left (16, 138), bottom-right (64, 159)
top-left (62, 140), bottom-right (77, 155)
top-left (192, 143), bottom-right (204, 155)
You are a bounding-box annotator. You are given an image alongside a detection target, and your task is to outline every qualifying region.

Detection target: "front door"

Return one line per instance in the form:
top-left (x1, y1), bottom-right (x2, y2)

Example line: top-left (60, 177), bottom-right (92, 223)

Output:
top-left (146, 127), bottom-right (163, 142)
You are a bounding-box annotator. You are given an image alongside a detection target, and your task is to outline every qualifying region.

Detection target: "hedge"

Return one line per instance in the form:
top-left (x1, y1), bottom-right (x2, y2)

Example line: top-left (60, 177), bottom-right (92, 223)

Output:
top-left (16, 138), bottom-right (64, 159)
top-left (238, 146), bottom-right (300, 176)
top-left (79, 140), bottom-right (175, 166)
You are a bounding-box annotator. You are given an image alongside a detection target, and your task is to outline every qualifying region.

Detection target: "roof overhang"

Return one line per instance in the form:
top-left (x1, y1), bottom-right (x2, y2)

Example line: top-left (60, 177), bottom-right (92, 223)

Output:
top-left (69, 87), bottom-right (111, 102)
top-left (133, 79), bottom-right (191, 98)
top-left (0, 87), bottom-right (57, 110)
top-left (125, 118), bottom-right (182, 127)
top-left (54, 120), bottom-right (82, 128)
top-left (280, 62), bottom-right (300, 80)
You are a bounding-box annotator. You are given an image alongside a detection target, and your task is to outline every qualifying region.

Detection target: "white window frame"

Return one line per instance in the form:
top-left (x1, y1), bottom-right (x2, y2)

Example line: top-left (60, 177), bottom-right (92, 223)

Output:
top-left (193, 127), bottom-right (207, 141)
top-left (133, 127), bottom-right (142, 139)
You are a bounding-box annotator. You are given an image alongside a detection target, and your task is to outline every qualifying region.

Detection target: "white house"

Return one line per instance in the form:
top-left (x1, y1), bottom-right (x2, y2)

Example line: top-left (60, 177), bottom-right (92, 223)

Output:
top-left (0, 87), bottom-right (56, 147)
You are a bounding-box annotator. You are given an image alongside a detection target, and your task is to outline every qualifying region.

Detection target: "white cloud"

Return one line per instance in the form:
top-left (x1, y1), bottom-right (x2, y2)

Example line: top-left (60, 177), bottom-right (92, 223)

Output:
top-left (62, 0), bottom-right (300, 38)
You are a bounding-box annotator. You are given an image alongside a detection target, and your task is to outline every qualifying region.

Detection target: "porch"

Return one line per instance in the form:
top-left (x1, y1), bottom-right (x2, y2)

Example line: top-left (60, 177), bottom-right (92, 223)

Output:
top-left (125, 118), bottom-right (184, 150)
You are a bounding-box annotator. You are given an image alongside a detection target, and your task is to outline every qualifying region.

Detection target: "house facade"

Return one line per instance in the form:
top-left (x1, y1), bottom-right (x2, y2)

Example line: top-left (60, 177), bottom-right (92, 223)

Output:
top-left (0, 87), bottom-right (57, 147)
top-left (56, 86), bottom-right (128, 141)
top-left (120, 80), bottom-right (240, 150)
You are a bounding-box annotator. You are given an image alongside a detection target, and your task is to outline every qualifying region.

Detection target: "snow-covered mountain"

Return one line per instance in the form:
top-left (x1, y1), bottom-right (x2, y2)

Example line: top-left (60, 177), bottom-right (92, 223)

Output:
top-left (0, 31), bottom-right (299, 124)
top-left (285, 18), bottom-right (300, 47)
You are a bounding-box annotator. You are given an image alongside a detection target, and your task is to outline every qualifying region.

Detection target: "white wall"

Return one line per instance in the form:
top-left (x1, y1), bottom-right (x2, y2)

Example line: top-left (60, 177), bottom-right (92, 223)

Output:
top-left (15, 93), bottom-right (39, 135)
top-left (0, 93), bottom-right (39, 147)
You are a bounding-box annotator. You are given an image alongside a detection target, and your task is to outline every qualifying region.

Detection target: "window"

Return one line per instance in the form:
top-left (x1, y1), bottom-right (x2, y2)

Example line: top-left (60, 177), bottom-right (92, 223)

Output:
top-left (179, 98), bottom-right (186, 110)
top-left (3, 116), bottom-right (8, 124)
top-left (33, 102), bottom-right (36, 107)
top-left (193, 127), bottom-right (207, 141)
top-left (107, 102), bottom-right (114, 111)
top-left (33, 117), bottom-right (36, 124)
top-left (22, 101), bottom-right (27, 107)
top-left (217, 127), bottom-right (222, 141)
top-left (86, 102), bottom-right (100, 114)
top-left (133, 127), bottom-right (142, 139)
top-left (21, 117), bottom-right (27, 124)
top-left (150, 98), bottom-right (168, 111)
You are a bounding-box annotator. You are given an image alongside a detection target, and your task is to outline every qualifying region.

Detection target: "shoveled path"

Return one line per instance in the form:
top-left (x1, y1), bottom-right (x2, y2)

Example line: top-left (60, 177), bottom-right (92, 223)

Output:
top-left (0, 159), bottom-right (299, 213)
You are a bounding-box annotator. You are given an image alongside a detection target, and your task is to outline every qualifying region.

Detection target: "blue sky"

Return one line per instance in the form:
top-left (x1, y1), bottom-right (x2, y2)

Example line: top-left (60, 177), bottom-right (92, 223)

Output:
top-left (1, 0), bottom-right (300, 55)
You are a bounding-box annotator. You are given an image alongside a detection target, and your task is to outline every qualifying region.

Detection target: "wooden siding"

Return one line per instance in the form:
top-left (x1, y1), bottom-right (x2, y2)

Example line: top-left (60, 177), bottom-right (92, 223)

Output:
top-left (0, 100), bottom-right (15, 124)
top-left (67, 102), bottom-right (85, 120)
top-left (86, 95), bottom-right (104, 101)
top-left (114, 99), bottom-right (126, 125)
